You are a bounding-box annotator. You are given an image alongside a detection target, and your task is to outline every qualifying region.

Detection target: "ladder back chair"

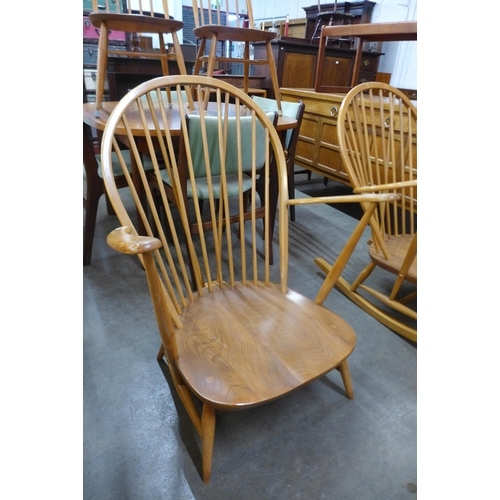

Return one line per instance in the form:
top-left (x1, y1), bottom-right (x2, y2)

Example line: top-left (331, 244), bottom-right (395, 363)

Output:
top-left (100, 75), bottom-right (398, 482)
top-left (191, 0), bottom-right (282, 113)
top-left (89, 0), bottom-right (193, 117)
top-left (316, 82), bottom-right (417, 342)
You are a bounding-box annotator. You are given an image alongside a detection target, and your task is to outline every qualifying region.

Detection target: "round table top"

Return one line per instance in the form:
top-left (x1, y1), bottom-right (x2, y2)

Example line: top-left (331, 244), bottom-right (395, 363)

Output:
top-left (83, 101), bottom-right (297, 137)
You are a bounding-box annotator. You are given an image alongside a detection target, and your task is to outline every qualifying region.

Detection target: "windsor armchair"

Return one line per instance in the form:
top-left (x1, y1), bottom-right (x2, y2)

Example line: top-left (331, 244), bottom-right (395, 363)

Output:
top-left (100, 75), bottom-right (399, 482)
top-left (316, 82), bottom-right (417, 342)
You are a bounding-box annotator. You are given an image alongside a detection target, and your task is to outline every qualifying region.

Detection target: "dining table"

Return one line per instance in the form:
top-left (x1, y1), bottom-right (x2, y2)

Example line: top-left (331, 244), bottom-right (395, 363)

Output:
top-left (83, 98), bottom-right (298, 237)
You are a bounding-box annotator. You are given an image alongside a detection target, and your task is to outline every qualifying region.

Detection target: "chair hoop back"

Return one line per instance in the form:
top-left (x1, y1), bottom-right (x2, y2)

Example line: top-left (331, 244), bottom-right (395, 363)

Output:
top-left (101, 76), bottom-right (289, 311)
top-left (338, 82), bottom-right (417, 242)
top-left (335, 82), bottom-right (417, 341)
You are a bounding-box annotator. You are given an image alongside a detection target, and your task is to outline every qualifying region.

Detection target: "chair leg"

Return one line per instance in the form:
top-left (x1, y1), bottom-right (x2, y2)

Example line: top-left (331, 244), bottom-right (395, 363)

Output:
top-left (83, 189), bottom-right (103, 266)
top-left (94, 22), bottom-right (109, 117)
top-left (337, 359), bottom-right (354, 400)
top-left (201, 403), bottom-right (216, 483)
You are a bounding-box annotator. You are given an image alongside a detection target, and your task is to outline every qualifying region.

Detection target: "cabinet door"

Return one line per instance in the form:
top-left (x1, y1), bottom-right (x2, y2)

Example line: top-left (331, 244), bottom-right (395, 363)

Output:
top-left (317, 117), bottom-right (346, 181)
top-left (281, 52), bottom-right (316, 88)
top-left (317, 56), bottom-right (352, 88)
top-left (283, 91), bottom-right (351, 185)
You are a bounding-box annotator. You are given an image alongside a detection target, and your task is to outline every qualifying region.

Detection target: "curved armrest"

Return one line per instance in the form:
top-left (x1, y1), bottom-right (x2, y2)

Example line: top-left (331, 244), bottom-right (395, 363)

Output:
top-left (353, 180), bottom-right (417, 194)
top-left (107, 226), bottom-right (162, 255)
top-left (287, 193), bottom-right (400, 207)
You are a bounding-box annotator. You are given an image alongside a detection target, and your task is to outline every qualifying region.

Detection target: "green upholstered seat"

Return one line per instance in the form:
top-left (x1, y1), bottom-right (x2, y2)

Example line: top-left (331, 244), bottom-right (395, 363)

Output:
top-left (159, 112), bottom-right (275, 200)
top-left (252, 96), bottom-right (302, 147)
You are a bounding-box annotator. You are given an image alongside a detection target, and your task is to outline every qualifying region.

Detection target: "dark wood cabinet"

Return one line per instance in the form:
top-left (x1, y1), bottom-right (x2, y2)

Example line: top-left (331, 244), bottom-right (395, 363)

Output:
top-left (303, 1), bottom-right (377, 44)
top-left (252, 1), bottom-right (380, 99)
top-left (252, 38), bottom-right (382, 99)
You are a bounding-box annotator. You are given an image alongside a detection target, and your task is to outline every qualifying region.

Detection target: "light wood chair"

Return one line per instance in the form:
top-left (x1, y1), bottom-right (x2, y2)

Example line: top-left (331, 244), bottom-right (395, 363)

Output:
top-left (191, 0), bottom-right (282, 113)
top-left (89, 0), bottom-right (193, 117)
top-left (100, 75), bottom-right (398, 482)
top-left (316, 82), bottom-right (417, 342)
top-left (251, 96), bottom-right (305, 222)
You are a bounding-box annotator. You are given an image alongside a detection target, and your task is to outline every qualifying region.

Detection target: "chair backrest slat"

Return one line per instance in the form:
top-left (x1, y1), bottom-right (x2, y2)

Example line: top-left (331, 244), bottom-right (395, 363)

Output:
top-left (92, 0), bottom-right (170, 18)
top-left (192, 0), bottom-right (253, 28)
top-left (101, 77), bottom-right (288, 349)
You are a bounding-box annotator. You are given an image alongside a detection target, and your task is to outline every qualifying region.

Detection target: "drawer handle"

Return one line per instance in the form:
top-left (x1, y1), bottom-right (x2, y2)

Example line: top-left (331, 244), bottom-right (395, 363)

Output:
top-left (88, 47), bottom-right (94, 56)
top-left (330, 106), bottom-right (338, 117)
top-left (85, 19), bottom-right (90, 29)
top-left (92, 72), bottom-right (97, 81)
top-left (384, 117), bottom-right (391, 129)
top-left (363, 59), bottom-right (369, 66)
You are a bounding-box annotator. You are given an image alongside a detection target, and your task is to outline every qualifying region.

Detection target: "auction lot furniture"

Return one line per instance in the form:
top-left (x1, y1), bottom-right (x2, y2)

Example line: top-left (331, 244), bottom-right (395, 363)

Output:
top-left (191, 0), bottom-right (282, 111)
top-left (315, 82), bottom-right (417, 342)
top-left (280, 88), bottom-right (350, 184)
top-left (88, 0), bottom-right (192, 115)
top-left (99, 75), bottom-right (397, 482)
top-left (315, 21), bottom-right (417, 93)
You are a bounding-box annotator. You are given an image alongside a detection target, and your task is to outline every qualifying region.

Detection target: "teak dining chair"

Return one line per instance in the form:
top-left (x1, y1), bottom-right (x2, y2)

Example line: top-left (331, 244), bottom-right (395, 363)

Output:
top-left (100, 75), bottom-right (399, 482)
top-left (252, 96), bottom-right (305, 222)
top-left (316, 82), bottom-right (417, 342)
top-left (191, 0), bottom-right (282, 113)
top-left (89, 0), bottom-right (193, 117)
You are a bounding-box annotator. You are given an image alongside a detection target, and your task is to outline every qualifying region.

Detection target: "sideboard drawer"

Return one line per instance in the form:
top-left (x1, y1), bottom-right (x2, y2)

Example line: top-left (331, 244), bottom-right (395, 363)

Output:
top-left (281, 88), bottom-right (349, 184)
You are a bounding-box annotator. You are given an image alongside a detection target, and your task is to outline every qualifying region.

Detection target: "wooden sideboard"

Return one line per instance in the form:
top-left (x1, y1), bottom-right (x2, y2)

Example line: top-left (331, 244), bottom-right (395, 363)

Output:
top-left (252, 38), bottom-right (382, 99)
top-left (281, 87), bottom-right (417, 187)
top-left (281, 88), bottom-right (350, 184)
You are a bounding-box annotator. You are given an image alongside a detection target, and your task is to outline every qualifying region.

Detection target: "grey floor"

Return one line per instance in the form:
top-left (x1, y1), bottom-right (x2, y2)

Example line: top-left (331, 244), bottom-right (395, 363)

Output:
top-left (83, 174), bottom-right (417, 499)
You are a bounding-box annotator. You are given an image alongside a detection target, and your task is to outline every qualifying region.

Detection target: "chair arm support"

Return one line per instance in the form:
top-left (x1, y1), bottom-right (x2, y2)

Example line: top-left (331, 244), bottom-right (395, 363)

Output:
top-left (287, 193), bottom-right (400, 207)
top-left (353, 180), bottom-right (417, 194)
top-left (107, 226), bottom-right (162, 255)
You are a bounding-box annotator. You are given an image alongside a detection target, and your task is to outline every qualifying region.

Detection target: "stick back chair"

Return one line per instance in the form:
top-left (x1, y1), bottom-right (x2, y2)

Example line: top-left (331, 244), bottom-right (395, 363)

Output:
top-left (100, 75), bottom-right (398, 482)
top-left (89, 0), bottom-right (193, 117)
top-left (316, 82), bottom-right (417, 342)
top-left (191, 0), bottom-right (282, 113)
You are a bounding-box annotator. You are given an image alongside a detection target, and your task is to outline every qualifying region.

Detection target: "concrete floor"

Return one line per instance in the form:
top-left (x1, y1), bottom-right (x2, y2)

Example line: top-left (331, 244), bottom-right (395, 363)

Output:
top-left (83, 175), bottom-right (417, 499)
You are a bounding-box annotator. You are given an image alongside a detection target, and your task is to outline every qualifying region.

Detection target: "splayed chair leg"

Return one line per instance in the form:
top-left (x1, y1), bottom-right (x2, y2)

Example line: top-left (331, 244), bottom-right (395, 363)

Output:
top-left (337, 359), bottom-right (354, 400)
top-left (201, 403), bottom-right (216, 483)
